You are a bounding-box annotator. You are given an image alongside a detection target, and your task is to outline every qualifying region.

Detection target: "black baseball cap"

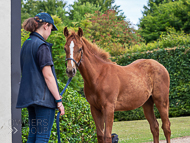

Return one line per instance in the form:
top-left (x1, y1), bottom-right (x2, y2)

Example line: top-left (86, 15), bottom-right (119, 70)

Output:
top-left (35, 12), bottom-right (58, 31)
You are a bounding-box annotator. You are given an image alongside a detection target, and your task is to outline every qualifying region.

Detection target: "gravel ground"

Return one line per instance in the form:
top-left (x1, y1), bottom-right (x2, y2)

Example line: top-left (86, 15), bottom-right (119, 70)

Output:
top-left (145, 136), bottom-right (190, 143)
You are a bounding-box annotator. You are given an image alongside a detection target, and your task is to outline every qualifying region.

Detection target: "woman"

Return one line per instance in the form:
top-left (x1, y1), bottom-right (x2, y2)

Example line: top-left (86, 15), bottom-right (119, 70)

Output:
top-left (16, 12), bottom-right (64, 143)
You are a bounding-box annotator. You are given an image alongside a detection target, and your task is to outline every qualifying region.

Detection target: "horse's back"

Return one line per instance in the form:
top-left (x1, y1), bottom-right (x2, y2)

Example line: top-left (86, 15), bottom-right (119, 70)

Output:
top-left (128, 59), bottom-right (170, 87)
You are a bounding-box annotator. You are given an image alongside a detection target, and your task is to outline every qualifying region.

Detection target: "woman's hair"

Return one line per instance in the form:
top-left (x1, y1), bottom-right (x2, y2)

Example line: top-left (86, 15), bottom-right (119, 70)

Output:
top-left (22, 16), bottom-right (51, 32)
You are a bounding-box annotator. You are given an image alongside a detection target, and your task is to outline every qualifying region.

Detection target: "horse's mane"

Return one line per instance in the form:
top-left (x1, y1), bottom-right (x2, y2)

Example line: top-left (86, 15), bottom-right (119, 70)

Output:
top-left (81, 37), bottom-right (113, 63)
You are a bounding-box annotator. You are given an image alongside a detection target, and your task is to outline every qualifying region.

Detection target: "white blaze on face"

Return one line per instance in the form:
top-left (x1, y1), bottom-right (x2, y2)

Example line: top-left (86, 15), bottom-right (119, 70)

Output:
top-left (69, 41), bottom-right (74, 67)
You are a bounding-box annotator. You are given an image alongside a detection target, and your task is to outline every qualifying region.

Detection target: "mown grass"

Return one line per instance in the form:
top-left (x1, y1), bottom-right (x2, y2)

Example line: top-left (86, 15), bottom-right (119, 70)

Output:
top-left (112, 116), bottom-right (190, 143)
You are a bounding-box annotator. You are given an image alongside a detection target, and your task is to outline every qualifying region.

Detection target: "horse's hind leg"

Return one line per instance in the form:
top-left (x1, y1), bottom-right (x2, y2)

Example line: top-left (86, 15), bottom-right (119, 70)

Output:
top-left (152, 64), bottom-right (171, 143)
top-left (153, 93), bottom-right (171, 143)
top-left (142, 96), bottom-right (159, 143)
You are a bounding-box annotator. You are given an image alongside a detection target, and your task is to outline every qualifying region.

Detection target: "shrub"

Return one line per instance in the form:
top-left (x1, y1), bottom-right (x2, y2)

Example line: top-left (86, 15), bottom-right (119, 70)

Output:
top-left (125, 27), bottom-right (190, 54)
top-left (22, 80), bottom-right (97, 143)
top-left (80, 10), bottom-right (143, 56)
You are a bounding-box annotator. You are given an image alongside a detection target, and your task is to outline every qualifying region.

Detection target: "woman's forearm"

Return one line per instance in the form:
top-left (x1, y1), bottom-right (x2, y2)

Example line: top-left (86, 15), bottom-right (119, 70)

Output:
top-left (42, 66), bottom-right (60, 100)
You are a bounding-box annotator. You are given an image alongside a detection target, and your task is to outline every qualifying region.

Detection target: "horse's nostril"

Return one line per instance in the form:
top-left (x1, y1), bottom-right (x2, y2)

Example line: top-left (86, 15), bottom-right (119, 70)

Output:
top-left (72, 68), bottom-right (75, 74)
top-left (66, 69), bottom-right (69, 74)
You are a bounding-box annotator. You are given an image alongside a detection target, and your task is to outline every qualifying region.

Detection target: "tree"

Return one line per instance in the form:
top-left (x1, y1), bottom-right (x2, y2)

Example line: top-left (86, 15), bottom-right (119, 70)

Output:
top-left (21, 0), bottom-right (38, 22)
top-left (67, 1), bottom-right (101, 26)
top-left (142, 0), bottom-right (180, 16)
top-left (21, 0), bottom-right (125, 26)
top-left (139, 0), bottom-right (190, 43)
top-left (80, 10), bottom-right (143, 56)
top-left (78, 0), bottom-right (115, 12)
top-left (75, 0), bottom-right (125, 20)
top-left (21, 0), bottom-right (67, 23)
top-left (37, 0), bottom-right (66, 15)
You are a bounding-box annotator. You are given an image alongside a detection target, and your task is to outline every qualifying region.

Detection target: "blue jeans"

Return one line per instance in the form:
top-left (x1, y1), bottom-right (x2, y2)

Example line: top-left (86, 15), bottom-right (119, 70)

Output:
top-left (27, 105), bottom-right (55, 143)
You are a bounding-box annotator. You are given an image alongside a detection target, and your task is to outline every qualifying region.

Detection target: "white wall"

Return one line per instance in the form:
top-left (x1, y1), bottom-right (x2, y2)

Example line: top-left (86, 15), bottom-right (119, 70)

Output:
top-left (0, 0), bottom-right (12, 142)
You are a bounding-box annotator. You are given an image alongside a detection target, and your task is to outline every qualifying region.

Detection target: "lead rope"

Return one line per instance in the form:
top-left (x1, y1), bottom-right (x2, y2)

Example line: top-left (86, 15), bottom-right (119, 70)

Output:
top-left (56, 77), bottom-right (73, 143)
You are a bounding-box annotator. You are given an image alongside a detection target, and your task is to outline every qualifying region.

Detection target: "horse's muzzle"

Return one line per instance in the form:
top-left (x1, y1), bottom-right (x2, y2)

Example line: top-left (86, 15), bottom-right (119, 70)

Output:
top-left (66, 67), bottom-right (76, 77)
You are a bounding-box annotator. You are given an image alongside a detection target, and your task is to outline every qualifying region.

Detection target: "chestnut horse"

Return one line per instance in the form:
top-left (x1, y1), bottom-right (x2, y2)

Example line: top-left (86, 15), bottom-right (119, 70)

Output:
top-left (63, 27), bottom-right (171, 143)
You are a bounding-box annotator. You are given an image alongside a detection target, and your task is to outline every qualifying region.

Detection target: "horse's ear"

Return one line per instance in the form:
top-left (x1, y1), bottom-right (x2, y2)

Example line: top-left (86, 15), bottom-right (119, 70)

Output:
top-left (64, 27), bottom-right (69, 38)
top-left (78, 27), bottom-right (83, 37)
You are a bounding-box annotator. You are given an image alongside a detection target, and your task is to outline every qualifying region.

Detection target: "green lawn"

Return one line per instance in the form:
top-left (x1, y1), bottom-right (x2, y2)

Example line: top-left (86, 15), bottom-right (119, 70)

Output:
top-left (112, 116), bottom-right (190, 143)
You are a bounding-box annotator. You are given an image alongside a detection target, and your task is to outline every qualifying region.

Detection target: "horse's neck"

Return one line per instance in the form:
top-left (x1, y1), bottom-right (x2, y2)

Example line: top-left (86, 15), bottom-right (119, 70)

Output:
top-left (78, 46), bottom-right (105, 86)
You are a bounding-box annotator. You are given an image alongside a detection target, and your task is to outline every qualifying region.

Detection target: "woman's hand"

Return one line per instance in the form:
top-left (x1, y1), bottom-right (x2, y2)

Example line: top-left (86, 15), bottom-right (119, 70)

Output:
top-left (57, 102), bottom-right (65, 116)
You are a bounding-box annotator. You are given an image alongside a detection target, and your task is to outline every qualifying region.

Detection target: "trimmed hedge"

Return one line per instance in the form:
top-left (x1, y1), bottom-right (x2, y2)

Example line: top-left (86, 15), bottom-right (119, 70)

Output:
top-left (113, 46), bottom-right (190, 121)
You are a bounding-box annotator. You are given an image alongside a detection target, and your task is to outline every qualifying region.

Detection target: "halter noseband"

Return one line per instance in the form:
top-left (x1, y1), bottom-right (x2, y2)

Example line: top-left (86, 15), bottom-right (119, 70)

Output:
top-left (65, 49), bottom-right (83, 68)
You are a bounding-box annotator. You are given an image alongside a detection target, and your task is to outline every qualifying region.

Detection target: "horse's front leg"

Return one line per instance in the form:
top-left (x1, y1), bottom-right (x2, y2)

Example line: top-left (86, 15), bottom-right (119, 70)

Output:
top-left (103, 104), bottom-right (115, 143)
top-left (90, 105), bottom-right (104, 143)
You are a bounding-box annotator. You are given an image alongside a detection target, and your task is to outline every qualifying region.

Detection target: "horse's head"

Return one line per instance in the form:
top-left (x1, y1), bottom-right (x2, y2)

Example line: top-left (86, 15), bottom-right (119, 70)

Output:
top-left (63, 27), bottom-right (83, 77)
